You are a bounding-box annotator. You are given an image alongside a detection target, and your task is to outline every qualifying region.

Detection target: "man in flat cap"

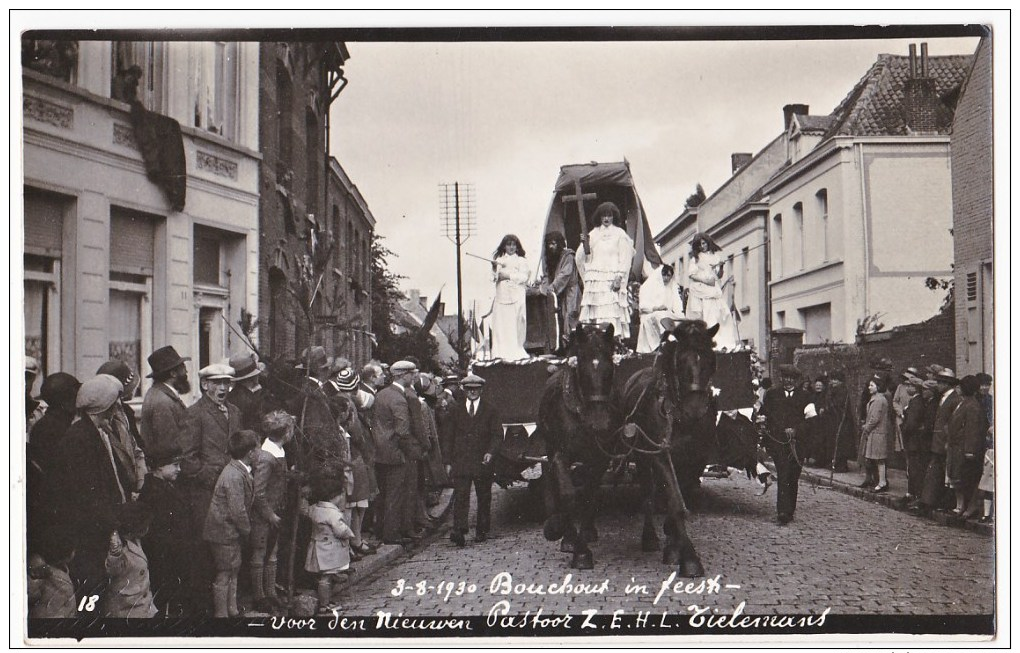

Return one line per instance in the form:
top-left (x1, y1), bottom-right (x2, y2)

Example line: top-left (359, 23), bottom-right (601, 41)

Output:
top-left (140, 345), bottom-right (192, 457)
top-left (371, 360), bottom-right (417, 544)
top-left (183, 364), bottom-right (241, 525)
top-left (758, 364), bottom-right (809, 524)
top-left (439, 374), bottom-right (503, 546)
top-left (59, 374), bottom-right (133, 600)
top-left (181, 363), bottom-right (240, 612)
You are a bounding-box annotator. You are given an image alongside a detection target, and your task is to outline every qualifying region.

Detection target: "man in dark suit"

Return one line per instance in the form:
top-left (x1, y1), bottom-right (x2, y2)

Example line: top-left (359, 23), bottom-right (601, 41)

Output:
top-left (371, 360), bottom-right (416, 544)
top-left (758, 365), bottom-right (809, 525)
top-left (140, 345), bottom-right (193, 457)
top-left (439, 374), bottom-right (504, 546)
top-left (182, 364), bottom-right (242, 527)
top-left (919, 369), bottom-right (962, 513)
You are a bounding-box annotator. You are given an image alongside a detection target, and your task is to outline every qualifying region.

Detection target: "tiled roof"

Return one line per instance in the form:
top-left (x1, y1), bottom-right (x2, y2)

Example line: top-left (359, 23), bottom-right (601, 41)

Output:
top-left (794, 114), bottom-right (834, 133)
top-left (822, 53), bottom-right (973, 139)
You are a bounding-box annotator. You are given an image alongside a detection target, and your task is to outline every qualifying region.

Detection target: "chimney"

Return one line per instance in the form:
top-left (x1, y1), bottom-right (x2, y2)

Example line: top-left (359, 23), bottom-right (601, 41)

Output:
top-left (903, 42), bottom-right (939, 133)
top-left (731, 153), bottom-right (753, 173)
top-left (783, 103), bottom-right (809, 129)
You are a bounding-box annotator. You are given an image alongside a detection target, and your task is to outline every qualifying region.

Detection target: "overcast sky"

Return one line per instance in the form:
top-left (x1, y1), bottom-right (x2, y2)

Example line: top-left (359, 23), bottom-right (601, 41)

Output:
top-left (328, 35), bottom-right (979, 318)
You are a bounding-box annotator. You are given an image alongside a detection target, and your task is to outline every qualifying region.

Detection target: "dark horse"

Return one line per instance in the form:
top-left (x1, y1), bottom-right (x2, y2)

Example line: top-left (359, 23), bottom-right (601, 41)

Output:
top-left (617, 319), bottom-right (721, 578)
top-left (537, 322), bottom-right (619, 570)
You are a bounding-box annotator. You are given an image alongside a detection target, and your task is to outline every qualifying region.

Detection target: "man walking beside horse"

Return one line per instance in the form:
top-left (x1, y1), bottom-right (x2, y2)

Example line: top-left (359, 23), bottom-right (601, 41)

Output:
top-left (758, 364), bottom-right (809, 525)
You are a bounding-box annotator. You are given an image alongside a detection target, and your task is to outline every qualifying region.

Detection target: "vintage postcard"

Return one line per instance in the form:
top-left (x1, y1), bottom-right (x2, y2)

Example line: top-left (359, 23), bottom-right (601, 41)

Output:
top-left (12, 10), bottom-right (1005, 647)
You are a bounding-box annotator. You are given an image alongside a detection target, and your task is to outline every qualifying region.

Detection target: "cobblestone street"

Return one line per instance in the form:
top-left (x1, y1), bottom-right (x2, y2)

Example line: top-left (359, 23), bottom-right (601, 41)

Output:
top-left (345, 473), bottom-right (995, 618)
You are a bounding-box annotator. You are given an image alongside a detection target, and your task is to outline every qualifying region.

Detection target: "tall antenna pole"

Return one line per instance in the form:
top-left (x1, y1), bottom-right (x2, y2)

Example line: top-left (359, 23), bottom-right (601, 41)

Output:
top-left (440, 182), bottom-right (476, 369)
top-left (454, 183), bottom-right (464, 368)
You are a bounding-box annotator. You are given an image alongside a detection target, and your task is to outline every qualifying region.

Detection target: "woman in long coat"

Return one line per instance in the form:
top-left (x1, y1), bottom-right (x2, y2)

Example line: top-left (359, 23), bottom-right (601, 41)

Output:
top-left (861, 378), bottom-right (891, 493)
top-left (946, 375), bottom-right (988, 516)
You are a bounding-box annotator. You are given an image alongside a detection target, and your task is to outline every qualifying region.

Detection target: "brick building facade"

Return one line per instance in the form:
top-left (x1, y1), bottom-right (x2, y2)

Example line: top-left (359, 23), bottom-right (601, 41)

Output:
top-left (951, 38), bottom-right (994, 376)
top-left (257, 42), bottom-right (353, 362)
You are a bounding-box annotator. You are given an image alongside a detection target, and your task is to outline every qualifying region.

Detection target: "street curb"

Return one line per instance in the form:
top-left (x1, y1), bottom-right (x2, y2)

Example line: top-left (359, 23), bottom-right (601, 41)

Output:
top-left (796, 466), bottom-right (994, 537)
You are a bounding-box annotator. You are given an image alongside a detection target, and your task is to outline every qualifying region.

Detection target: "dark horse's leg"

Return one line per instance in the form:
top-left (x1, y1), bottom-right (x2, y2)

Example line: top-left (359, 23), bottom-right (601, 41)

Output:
top-left (650, 453), bottom-right (705, 578)
top-left (543, 453), bottom-right (579, 554)
top-left (638, 457), bottom-right (660, 551)
top-left (763, 435), bottom-right (802, 524)
top-left (571, 462), bottom-right (602, 570)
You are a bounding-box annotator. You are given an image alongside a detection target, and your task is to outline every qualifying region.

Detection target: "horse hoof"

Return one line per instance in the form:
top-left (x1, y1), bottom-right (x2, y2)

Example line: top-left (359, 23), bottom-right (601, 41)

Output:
top-left (641, 533), bottom-right (661, 552)
top-left (543, 517), bottom-right (565, 542)
top-left (662, 547), bottom-right (681, 566)
top-left (680, 558), bottom-right (705, 578)
top-left (560, 538), bottom-right (575, 553)
top-left (571, 552), bottom-right (594, 570)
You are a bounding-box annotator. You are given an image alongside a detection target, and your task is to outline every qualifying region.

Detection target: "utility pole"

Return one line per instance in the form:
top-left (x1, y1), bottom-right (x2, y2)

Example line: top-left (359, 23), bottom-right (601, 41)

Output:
top-left (440, 182), bottom-right (475, 368)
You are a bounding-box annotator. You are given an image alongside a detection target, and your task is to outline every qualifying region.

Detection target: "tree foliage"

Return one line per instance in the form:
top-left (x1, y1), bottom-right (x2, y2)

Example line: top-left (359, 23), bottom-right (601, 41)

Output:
top-left (685, 183), bottom-right (707, 209)
top-left (369, 233), bottom-right (443, 371)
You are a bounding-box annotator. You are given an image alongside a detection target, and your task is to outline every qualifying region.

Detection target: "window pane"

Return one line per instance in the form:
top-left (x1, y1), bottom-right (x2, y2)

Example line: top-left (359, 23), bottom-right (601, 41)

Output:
top-left (194, 235), bottom-right (221, 285)
top-left (109, 289), bottom-right (142, 396)
top-left (25, 281), bottom-right (47, 395)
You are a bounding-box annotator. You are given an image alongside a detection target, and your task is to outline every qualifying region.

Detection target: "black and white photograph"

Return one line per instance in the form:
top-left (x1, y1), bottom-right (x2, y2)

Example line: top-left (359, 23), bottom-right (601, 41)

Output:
top-left (12, 10), bottom-right (1006, 646)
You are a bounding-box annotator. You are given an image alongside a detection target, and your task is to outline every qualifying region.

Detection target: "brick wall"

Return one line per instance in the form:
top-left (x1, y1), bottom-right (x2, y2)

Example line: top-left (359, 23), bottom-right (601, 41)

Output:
top-left (258, 43), bottom-right (330, 362)
top-left (952, 37), bottom-right (994, 375)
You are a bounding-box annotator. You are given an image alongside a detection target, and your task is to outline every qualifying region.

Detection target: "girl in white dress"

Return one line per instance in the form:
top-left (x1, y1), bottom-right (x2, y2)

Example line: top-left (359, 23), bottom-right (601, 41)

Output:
top-left (490, 234), bottom-right (531, 360)
top-left (684, 233), bottom-right (738, 351)
top-left (578, 202), bottom-right (634, 338)
top-left (637, 263), bottom-right (685, 353)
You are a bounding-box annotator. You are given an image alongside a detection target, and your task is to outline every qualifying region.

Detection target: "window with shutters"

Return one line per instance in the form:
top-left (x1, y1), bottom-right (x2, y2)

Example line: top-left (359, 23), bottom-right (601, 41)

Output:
top-left (109, 207), bottom-right (157, 398)
top-left (24, 187), bottom-right (69, 393)
top-left (793, 202), bottom-right (805, 270)
top-left (192, 224), bottom-right (246, 370)
top-left (816, 189), bottom-right (829, 263)
top-left (772, 214), bottom-right (784, 278)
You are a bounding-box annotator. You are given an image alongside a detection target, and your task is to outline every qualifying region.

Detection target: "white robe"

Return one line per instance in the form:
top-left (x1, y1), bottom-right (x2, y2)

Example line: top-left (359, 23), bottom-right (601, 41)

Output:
top-left (578, 225), bottom-right (634, 337)
top-left (489, 254), bottom-right (531, 360)
top-left (684, 251), bottom-right (739, 351)
top-left (637, 272), bottom-right (685, 353)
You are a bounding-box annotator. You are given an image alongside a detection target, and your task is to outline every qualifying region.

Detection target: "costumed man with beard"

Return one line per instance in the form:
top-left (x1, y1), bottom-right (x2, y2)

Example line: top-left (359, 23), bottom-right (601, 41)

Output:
top-left (535, 230), bottom-right (582, 350)
top-left (758, 364), bottom-right (809, 524)
top-left (181, 363), bottom-right (241, 613)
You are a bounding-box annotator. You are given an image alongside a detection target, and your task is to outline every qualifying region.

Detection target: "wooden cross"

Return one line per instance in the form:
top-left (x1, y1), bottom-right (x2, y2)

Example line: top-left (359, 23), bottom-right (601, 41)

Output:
top-left (562, 179), bottom-right (597, 254)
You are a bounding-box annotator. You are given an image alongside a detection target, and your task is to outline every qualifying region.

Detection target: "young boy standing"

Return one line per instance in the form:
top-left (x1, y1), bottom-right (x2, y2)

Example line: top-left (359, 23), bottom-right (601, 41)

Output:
top-left (202, 430), bottom-right (259, 618)
top-left (250, 410), bottom-right (294, 612)
top-left (138, 443), bottom-right (192, 616)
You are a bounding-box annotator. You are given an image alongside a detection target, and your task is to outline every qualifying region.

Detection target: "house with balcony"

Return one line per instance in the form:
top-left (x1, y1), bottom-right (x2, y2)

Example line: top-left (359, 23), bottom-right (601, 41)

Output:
top-left (22, 38), bottom-right (261, 401)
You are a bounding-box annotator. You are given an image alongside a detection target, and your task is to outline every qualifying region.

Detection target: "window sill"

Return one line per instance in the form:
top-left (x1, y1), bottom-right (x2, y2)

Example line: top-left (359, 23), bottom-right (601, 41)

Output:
top-left (769, 259), bottom-right (843, 285)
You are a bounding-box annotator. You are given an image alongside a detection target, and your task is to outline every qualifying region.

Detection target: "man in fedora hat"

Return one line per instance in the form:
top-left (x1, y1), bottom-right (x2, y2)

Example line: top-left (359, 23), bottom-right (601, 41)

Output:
top-left (439, 374), bottom-right (503, 546)
top-left (140, 345), bottom-right (192, 456)
top-left (227, 351), bottom-right (267, 431)
top-left (919, 368), bottom-right (962, 514)
top-left (758, 364), bottom-right (809, 524)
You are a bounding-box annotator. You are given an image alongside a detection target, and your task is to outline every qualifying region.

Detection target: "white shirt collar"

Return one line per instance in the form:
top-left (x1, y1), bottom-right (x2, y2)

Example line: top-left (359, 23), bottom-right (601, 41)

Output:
top-left (239, 460), bottom-right (252, 474)
top-left (261, 439), bottom-right (286, 459)
top-left (392, 380), bottom-right (406, 391)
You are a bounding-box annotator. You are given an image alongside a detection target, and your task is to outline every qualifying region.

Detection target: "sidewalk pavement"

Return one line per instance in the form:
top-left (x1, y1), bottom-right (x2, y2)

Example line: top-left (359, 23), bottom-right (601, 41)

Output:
top-left (796, 460), bottom-right (994, 537)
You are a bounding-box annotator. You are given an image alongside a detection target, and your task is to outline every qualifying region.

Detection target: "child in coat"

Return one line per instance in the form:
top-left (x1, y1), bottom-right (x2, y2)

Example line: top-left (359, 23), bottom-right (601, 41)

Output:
top-left (250, 410), bottom-right (295, 612)
top-left (202, 429), bottom-right (259, 618)
top-left (103, 501), bottom-right (157, 618)
top-left (302, 471), bottom-right (354, 616)
top-left (138, 443), bottom-right (192, 616)
top-left (28, 529), bottom-right (77, 619)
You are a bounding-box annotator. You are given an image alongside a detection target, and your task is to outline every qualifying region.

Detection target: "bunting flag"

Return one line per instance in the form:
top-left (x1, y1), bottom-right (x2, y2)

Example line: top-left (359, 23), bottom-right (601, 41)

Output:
top-left (418, 290), bottom-right (442, 336)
